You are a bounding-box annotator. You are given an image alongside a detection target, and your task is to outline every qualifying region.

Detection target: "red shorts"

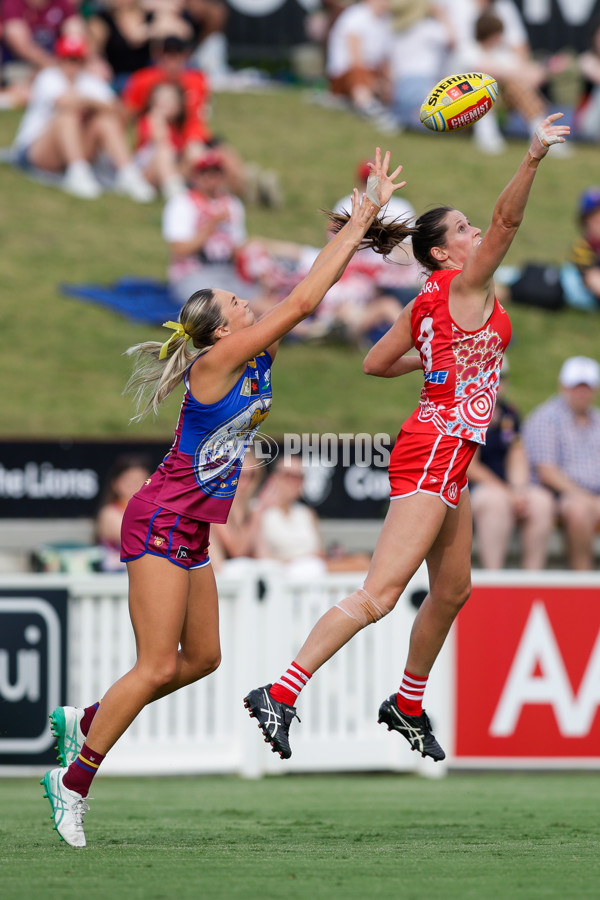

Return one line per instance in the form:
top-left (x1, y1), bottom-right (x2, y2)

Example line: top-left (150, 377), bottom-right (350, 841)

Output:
top-left (121, 496), bottom-right (211, 570)
top-left (388, 428), bottom-right (478, 509)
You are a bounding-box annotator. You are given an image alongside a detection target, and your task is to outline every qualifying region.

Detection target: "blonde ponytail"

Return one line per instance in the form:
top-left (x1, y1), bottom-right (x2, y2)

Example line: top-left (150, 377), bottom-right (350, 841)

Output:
top-left (123, 288), bottom-right (225, 421)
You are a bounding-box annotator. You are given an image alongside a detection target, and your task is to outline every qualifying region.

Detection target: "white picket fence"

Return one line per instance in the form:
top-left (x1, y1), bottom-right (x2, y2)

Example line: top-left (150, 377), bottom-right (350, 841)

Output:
top-left (0, 564), bottom-right (452, 778)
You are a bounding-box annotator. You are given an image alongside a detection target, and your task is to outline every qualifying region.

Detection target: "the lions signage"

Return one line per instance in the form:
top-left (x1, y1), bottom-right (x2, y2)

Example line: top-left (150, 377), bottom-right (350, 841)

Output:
top-left (455, 581), bottom-right (600, 763)
top-left (0, 589), bottom-right (68, 766)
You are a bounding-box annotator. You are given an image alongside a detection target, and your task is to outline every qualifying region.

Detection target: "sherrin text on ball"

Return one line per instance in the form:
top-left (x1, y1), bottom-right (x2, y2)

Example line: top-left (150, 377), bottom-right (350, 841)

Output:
top-left (420, 72), bottom-right (498, 132)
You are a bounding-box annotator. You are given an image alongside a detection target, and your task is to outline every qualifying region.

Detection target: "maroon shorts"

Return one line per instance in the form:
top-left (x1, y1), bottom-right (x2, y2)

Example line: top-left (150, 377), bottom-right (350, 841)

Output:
top-left (121, 496), bottom-right (211, 570)
top-left (388, 428), bottom-right (478, 509)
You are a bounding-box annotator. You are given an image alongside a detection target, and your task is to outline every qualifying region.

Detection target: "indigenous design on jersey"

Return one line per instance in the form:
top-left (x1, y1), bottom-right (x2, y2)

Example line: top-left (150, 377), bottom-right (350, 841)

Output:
top-left (135, 352), bottom-right (272, 523)
top-left (407, 269), bottom-right (511, 444)
top-left (193, 397), bottom-right (269, 498)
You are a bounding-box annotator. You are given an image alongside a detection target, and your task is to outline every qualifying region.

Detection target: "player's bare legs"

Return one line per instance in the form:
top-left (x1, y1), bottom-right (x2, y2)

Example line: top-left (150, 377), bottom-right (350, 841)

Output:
top-left (245, 493), bottom-right (453, 759)
top-left (85, 556), bottom-right (220, 754)
top-left (294, 493), bottom-right (449, 674)
top-left (405, 490), bottom-right (472, 675)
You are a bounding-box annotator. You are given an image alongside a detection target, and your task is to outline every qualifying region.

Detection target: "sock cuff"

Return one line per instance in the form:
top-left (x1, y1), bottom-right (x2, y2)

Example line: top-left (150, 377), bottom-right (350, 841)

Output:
top-left (291, 661), bottom-right (312, 679)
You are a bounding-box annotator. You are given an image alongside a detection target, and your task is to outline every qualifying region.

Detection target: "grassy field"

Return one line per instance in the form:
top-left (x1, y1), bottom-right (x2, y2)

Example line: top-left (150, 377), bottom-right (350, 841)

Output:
top-left (0, 91), bottom-right (598, 439)
top-left (1, 772), bottom-right (599, 899)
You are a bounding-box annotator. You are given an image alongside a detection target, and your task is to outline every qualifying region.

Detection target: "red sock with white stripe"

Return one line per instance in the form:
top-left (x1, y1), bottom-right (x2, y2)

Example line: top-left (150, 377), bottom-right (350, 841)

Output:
top-left (396, 669), bottom-right (428, 716)
top-left (269, 661), bottom-right (311, 707)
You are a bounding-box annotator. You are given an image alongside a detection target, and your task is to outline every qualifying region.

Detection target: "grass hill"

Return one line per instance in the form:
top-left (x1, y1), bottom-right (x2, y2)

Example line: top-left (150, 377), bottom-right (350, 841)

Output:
top-left (0, 90), bottom-right (597, 440)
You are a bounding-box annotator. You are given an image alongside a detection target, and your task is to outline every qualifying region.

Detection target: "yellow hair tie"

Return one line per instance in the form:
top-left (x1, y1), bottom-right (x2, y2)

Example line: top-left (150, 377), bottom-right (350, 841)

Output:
top-left (159, 320), bottom-right (192, 360)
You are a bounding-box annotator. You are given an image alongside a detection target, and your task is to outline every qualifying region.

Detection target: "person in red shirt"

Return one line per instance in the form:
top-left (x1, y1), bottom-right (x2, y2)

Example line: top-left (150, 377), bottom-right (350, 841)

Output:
top-left (122, 34), bottom-right (279, 204)
top-left (122, 34), bottom-right (212, 149)
top-left (134, 81), bottom-right (188, 198)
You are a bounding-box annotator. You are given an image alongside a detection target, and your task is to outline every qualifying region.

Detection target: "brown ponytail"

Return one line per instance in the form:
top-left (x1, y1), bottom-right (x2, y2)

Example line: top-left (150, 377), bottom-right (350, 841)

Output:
top-left (323, 208), bottom-right (417, 257)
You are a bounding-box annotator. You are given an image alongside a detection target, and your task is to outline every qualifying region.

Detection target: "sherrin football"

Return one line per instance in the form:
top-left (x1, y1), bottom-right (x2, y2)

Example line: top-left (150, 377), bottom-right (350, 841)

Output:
top-left (420, 72), bottom-right (499, 132)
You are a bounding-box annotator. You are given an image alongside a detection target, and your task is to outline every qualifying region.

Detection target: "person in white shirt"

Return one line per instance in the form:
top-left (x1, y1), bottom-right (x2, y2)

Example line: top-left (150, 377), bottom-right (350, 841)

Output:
top-left (12, 33), bottom-right (155, 200)
top-left (389, 0), bottom-right (455, 129)
top-left (326, 0), bottom-right (396, 126)
top-left (443, 0), bottom-right (529, 61)
top-left (162, 149), bottom-right (251, 305)
top-left (453, 11), bottom-right (554, 155)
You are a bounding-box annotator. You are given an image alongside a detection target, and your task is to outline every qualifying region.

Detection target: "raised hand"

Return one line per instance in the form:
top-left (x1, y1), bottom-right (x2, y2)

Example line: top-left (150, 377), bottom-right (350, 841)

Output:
top-left (365, 147), bottom-right (407, 209)
top-left (531, 112), bottom-right (571, 158)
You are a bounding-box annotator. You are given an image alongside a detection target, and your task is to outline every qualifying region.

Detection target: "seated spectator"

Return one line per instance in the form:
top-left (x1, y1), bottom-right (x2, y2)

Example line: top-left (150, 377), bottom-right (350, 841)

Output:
top-left (445, 0), bottom-right (531, 60)
top-left (1, 0), bottom-right (84, 83)
top-left (468, 362), bottom-right (555, 569)
top-left (453, 11), bottom-right (560, 155)
top-left (389, 0), bottom-right (454, 130)
top-left (11, 34), bottom-right (156, 200)
top-left (522, 356), bottom-right (600, 570)
top-left (254, 456), bottom-right (371, 574)
top-left (95, 454), bottom-right (151, 572)
top-left (121, 33), bottom-right (258, 200)
top-left (208, 448), bottom-right (266, 571)
top-left (577, 18), bottom-right (600, 141)
top-left (561, 187), bottom-right (600, 312)
top-left (325, 0), bottom-right (397, 131)
top-left (134, 81), bottom-right (187, 198)
top-left (184, 0), bottom-right (230, 83)
top-left (121, 33), bottom-right (210, 143)
top-left (87, 0), bottom-right (191, 94)
top-left (162, 148), bottom-right (255, 304)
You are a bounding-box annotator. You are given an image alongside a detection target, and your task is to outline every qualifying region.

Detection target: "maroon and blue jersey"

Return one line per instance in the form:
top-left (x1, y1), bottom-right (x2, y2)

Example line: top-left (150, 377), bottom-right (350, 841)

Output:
top-left (135, 352), bottom-right (272, 523)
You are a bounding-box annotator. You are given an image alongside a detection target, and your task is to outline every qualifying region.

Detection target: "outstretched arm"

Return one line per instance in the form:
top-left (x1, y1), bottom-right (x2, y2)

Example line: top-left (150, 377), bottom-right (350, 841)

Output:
top-left (208, 149), bottom-right (407, 370)
top-left (454, 113), bottom-right (570, 308)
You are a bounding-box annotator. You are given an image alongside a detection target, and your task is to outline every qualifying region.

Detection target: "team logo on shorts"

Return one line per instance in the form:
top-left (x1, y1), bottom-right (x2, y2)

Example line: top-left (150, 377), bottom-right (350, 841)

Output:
top-left (447, 482), bottom-right (458, 501)
top-left (152, 535), bottom-right (165, 547)
top-left (176, 546), bottom-right (189, 559)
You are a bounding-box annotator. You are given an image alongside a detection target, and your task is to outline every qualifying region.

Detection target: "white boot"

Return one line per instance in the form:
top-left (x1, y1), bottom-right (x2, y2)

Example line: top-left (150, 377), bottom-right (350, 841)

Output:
top-left (114, 163), bottom-right (157, 203)
top-left (41, 768), bottom-right (90, 848)
top-left (62, 160), bottom-right (102, 199)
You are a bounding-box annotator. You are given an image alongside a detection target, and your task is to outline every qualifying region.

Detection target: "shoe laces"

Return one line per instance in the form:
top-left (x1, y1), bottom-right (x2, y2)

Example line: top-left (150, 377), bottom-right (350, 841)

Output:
top-left (72, 796), bottom-right (92, 826)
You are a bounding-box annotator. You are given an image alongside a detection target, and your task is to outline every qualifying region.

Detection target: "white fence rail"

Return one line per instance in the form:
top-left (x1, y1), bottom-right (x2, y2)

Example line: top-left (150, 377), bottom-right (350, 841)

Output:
top-left (0, 565), bottom-right (451, 778)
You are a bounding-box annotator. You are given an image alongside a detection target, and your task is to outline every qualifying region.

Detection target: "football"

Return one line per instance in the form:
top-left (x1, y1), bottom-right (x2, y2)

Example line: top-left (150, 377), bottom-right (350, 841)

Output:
top-left (419, 72), bottom-right (499, 132)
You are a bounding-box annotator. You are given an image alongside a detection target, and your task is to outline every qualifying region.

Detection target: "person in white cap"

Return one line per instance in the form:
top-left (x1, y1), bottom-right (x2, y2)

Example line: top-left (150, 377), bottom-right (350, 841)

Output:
top-left (522, 356), bottom-right (600, 569)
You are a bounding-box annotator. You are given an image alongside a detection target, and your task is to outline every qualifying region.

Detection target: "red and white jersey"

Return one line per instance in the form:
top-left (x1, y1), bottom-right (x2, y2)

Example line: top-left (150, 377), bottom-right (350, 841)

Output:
top-left (406, 268), bottom-right (511, 444)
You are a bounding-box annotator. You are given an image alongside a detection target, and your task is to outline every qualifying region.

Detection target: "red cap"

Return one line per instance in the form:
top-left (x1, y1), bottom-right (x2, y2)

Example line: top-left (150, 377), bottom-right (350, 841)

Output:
top-left (356, 160), bottom-right (373, 183)
top-left (54, 34), bottom-right (89, 60)
top-left (192, 151), bottom-right (224, 172)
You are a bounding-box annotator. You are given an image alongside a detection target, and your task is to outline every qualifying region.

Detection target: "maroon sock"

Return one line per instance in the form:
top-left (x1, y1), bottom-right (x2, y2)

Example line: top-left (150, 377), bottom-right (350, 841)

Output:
top-left (80, 701), bottom-right (100, 736)
top-left (62, 742), bottom-right (105, 798)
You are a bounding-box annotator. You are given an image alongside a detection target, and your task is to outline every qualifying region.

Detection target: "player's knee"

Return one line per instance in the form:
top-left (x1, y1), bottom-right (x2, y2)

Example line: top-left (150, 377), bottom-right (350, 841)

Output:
top-left (335, 587), bottom-right (396, 628)
top-left (434, 579), bottom-right (471, 615)
top-left (142, 658), bottom-right (179, 690)
top-left (198, 650), bottom-right (221, 678)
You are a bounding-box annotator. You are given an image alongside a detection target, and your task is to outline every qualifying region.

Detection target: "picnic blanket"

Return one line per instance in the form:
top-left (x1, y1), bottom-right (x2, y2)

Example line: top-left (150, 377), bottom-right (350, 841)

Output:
top-left (61, 277), bottom-right (180, 324)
